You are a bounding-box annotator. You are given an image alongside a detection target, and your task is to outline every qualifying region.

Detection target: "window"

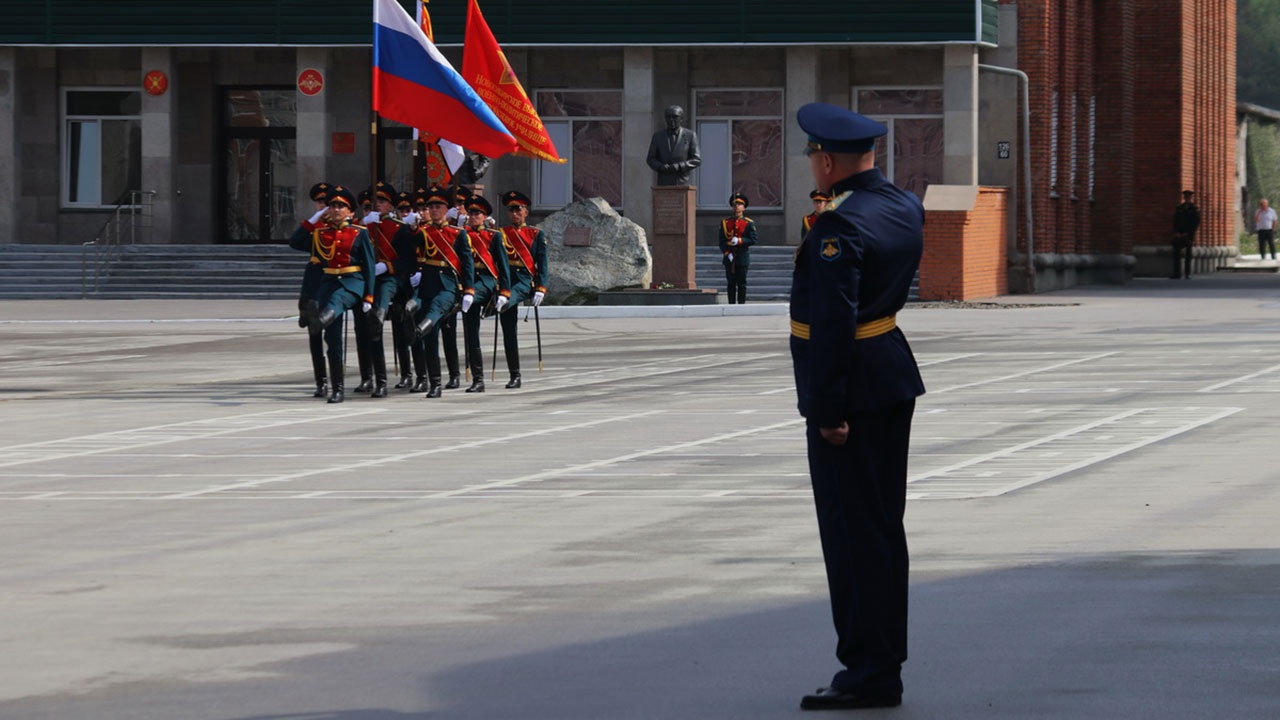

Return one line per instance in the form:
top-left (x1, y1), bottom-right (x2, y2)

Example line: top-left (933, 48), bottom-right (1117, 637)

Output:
top-left (694, 89), bottom-right (783, 210)
top-left (63, 89), bottom-right (142, 208)
top-left (535, 90), bottom-right (623, 209)
top-left (854, 87), bottom-right (943, 200)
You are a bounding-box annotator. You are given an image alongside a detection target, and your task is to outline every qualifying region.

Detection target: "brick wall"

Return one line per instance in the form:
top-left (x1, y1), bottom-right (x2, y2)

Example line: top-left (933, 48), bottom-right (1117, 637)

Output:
top-left (1001, 0), bottom-right (1234, 278)
top-left (920, 187), bottom-right (1010, 301)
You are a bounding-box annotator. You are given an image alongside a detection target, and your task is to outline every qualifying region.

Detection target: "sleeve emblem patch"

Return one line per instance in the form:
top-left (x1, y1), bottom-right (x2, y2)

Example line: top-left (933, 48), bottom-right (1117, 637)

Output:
top-left (820, 237), bottom-right (841, 261)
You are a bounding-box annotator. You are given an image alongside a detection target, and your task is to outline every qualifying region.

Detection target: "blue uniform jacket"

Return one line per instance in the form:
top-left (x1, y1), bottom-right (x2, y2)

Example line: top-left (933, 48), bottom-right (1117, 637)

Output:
top-left (789, 168), bottom-right (926, 427)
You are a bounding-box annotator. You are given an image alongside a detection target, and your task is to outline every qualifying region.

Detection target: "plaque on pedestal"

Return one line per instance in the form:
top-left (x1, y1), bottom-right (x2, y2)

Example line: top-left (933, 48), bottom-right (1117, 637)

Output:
top-left (651, 185), bottom-right (698, 289)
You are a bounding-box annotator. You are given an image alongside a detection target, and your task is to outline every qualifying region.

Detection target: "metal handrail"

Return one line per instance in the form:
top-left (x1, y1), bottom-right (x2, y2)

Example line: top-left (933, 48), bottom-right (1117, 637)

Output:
top-left (81, 190), bottom-right (157, 298)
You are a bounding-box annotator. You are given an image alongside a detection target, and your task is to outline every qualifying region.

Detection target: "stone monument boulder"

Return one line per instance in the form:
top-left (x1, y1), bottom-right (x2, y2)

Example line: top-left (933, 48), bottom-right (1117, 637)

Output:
top-left (537, 197), bottom-right (652, 305)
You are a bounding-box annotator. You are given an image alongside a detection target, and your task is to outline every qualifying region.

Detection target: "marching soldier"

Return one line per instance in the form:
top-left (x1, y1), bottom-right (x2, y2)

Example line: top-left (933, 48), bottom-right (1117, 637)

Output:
top-left (437, 185), bottom-right (474, 389)
top-left (461, 194), bottom-right (511, 393)
top-left (360, 181), bottom-right (418, 398)
top-left (498, 191), bottom-right (549, 389)
top-left (391, 190), bottom-right (418, 389)
top-left (288, 186), bottom-right (376, 404)
top-left (802, 189), bottom-right (831, 240)
top-left (349, 188), bottom-right (377, 394)
top-left (299, 181), bottom-right (334, 398)
top-left (720, 192), bottom-right (758, 304)
top-left (406, 185), bottom-right (475, 398)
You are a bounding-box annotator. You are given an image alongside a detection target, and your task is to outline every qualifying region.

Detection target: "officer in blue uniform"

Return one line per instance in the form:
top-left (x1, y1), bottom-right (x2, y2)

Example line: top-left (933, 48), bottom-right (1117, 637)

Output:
top-left (790, 102), bottom-right (926, 711)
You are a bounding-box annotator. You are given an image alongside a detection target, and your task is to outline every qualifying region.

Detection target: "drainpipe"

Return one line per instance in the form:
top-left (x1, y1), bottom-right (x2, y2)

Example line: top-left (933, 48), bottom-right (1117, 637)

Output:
top-left (978, 63), bottom-right (1035, 293)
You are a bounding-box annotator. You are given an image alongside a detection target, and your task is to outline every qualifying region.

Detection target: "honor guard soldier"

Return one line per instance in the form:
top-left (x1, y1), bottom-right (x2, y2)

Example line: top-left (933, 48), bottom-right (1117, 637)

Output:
top-left (406, 185), bottom-right (475, 398)
top-left (498, 191), bottom-right (549, 388)
top-left (436, 186), bottom-right (475, 388)
top-left (360, 181), bottom-right (418, 398)
top-left (461, 194), bottom-right (511, 393)
top-left (719, 193), bottom-right (758, 304)
top-left (299, 181), bottom-right (334, 398)
top-left (390, 190), bottom-right (419, 389)
top-left (348, 188), bottom-right (378, 394)
top-left (289, 186), bottom-right (377, 404)
top-left (802, 189), bottom-right (831, 240)
top-left (791, 103), bottom-right (925, 711)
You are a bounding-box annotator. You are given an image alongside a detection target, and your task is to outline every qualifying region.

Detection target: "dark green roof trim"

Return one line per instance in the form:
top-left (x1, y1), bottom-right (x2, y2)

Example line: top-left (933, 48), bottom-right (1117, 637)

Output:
top-left (2, 0), bottom-right (997, 47)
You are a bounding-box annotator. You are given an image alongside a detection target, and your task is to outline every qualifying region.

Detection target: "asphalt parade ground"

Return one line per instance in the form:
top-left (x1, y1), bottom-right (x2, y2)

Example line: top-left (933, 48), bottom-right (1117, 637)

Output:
top-left (1, 274), bottom-right (1278, 719)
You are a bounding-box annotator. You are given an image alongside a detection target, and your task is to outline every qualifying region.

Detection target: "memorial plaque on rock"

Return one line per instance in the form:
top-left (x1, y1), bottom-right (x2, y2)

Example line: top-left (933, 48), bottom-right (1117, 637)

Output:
top-left (563, 226), bottom-right (593, 247)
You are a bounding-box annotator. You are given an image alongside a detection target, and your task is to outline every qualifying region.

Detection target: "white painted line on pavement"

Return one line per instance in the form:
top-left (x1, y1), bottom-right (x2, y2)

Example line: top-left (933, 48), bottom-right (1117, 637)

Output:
top-left (164, 410), bottom-right (665, 498)
top-left (429, 417), bottom-right (805, 498)
top-left (1197, 361), bottom-right (1280, 393)
top-left (930, 352), bottom-right (1117, 394)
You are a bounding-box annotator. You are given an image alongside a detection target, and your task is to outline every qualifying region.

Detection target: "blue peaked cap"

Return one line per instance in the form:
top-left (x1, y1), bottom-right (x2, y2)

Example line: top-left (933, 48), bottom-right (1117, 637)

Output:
top-left (798, 102), bottom-right (887, 154)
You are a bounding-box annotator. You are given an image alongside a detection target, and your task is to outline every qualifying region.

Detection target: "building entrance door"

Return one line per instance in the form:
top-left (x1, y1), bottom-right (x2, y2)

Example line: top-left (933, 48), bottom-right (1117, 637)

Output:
top-left (219, 88), bottom-right (297, 243)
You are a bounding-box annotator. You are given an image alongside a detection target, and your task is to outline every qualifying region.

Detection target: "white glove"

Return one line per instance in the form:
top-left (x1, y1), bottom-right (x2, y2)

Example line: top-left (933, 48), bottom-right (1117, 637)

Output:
top-left (361, 301), bottom-right (373, 313)
top-left (461, 294), bottom-right (474, 312)
top-left (363, 211), bottom-right (380, 225)
top-left (495, 295), bottom-right (508, 313)
top-left (402, 212), bottom-right (418, 226)
top-left (409, 271), bottom-right (421, 288)
top-left (308, 208), bottom-right (326, 225)
top-left (375, 262), bottom-right (388, 276)
top-left (532, 291), bottom-right (545, 308)
top-left (731, 236), bottom-right (742, 246)
top-left (726, 253), bottom-right (734, 263)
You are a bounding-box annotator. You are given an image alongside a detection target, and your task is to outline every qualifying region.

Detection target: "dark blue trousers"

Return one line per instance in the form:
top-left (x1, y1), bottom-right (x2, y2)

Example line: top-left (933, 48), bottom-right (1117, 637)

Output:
top-left (806, 398), bottom-right (915, 695)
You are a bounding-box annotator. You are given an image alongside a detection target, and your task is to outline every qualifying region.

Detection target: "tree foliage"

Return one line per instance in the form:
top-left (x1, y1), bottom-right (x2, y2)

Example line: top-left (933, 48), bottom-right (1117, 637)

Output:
top-left (1239, 0), bottom-right (1280, 107)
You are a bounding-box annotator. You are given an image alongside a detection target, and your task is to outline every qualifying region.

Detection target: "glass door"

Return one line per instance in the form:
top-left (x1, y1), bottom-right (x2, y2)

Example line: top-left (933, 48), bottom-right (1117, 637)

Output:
top-left (220, 89), bottom-right (297, 243)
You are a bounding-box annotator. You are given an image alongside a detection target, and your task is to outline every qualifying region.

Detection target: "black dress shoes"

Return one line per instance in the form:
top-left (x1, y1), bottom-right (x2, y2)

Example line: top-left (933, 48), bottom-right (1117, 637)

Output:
top-left (327, 388), bottom-right (345, 404)
top-left (505, 374), bottom-right (521, 389)
top-left (800, 687), bottom-right (901, 711)
top-left (394, 375), bottom-right (413, 390)
top-left (444, 375), bottom-right (461, 390)
top-left (410, 377), bottom-right (429, 393)
top-left (354, 378), bottom-right (375, 393)
top-left (312, 382), bottom-right (328, 398)
top-left (425, 382), bottom-right (442, 399)
top-left (465, 377), bottom-right (485, 393)
top-left (370, 383), bottom-right (388, 398)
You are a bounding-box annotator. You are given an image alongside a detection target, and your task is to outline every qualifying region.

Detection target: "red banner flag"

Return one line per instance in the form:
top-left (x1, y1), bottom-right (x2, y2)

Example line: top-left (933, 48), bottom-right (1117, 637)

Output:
top-left (462, 0), bottom-right (566, 164)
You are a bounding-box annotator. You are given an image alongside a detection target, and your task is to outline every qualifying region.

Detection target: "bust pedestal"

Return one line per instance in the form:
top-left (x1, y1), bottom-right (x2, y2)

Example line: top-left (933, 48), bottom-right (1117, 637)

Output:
top-left (651, 185), bottom-right (698, 289)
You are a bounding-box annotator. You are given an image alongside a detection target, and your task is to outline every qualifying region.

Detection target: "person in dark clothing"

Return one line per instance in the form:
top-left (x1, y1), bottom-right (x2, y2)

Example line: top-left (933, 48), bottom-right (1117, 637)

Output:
top-left (1172, 189), bottom-right (1200, 279)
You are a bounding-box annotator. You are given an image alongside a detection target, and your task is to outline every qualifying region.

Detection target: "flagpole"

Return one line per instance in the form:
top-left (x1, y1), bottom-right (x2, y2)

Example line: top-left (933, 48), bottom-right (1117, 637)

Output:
top-left (370, 110), bottom-right (380, 200)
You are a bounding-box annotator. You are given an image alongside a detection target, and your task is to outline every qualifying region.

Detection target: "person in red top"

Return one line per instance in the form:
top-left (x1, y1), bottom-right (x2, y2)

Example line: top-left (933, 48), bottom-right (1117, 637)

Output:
top-left (288, 186), bottom-right (376, 404)
top-left (359, 181), bottom-right (418, 397)
top-left (802, 189), bottom-right (831, 241)
top-left (404, 186), bottom-right (475, 398)
top-left (719, 192), bottom-right (759, 304)
top-left (498, 191), bottom-right (549, 389)
top-left (461, 194), bottom-right (512, 393)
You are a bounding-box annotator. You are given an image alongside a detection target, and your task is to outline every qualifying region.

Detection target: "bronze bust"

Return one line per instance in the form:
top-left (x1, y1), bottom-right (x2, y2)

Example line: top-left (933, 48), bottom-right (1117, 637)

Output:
top-left (646, 105), bottom-right (702, 186)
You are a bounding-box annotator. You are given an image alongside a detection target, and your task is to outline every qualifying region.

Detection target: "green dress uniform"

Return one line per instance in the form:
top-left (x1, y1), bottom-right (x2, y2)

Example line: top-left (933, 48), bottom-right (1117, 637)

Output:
top-left (461, 195), bottom-right (512, 393)
top-left (288, 187), bottom-right (375, 404)
top-left (403, 204), bottom-right (475, 398)
top-left (498, 191), bottom-right (549, 388)
top-left (719, 193), bottom-right (758, 305)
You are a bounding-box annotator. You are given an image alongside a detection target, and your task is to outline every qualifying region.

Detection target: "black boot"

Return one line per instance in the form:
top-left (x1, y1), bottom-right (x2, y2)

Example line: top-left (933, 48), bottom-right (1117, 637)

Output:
top-left (425, 378), bottom-right (443, 398)
top-left (410, 376), bottom-right (429, 393)
top-left (395, 375), bottom-right (413, 389)
top-left (505, 373), bottom-right (522, 389)
top-left (311, 348), bottom-right (328, 398)
top-left (355, 377), bottom-right (374, 393)
top-left (371, 381), bottom-right (388, 398)
top-left (466, 375), bottom-right (485, 393)
top-left (327, 358), bottom-right (345, 404)
top-left (370, 347), bottom-right (388, 398)
top-left (445, 375), bottom-right (461, 390)
top-left (414, 317), bottom-right (435, 342)
top-left (312, 306), bottom-right (337, 335)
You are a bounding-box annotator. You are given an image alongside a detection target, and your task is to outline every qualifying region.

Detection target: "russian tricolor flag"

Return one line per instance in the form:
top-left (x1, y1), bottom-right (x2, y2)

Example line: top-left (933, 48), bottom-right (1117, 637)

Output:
top-left (373, 0), bottom-right (518, 160)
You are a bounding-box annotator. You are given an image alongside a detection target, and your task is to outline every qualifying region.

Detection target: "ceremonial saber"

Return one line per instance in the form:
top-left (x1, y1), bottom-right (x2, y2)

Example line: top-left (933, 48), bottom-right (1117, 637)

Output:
top-left (534, 304), bottom-right (543, 372)
top-left (491, 308), bottom-right (499, 381)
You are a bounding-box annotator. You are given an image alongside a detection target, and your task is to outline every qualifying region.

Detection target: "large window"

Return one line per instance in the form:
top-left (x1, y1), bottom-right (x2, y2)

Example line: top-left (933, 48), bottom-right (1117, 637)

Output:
top-left (535, 90), bottom-right (623, 209)
top-left (694, 89), bottom-right (783, 210)
top-left (62, 89), bottom-right (142, 208)
top-left (854, 87), bottom-right (943, 200)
